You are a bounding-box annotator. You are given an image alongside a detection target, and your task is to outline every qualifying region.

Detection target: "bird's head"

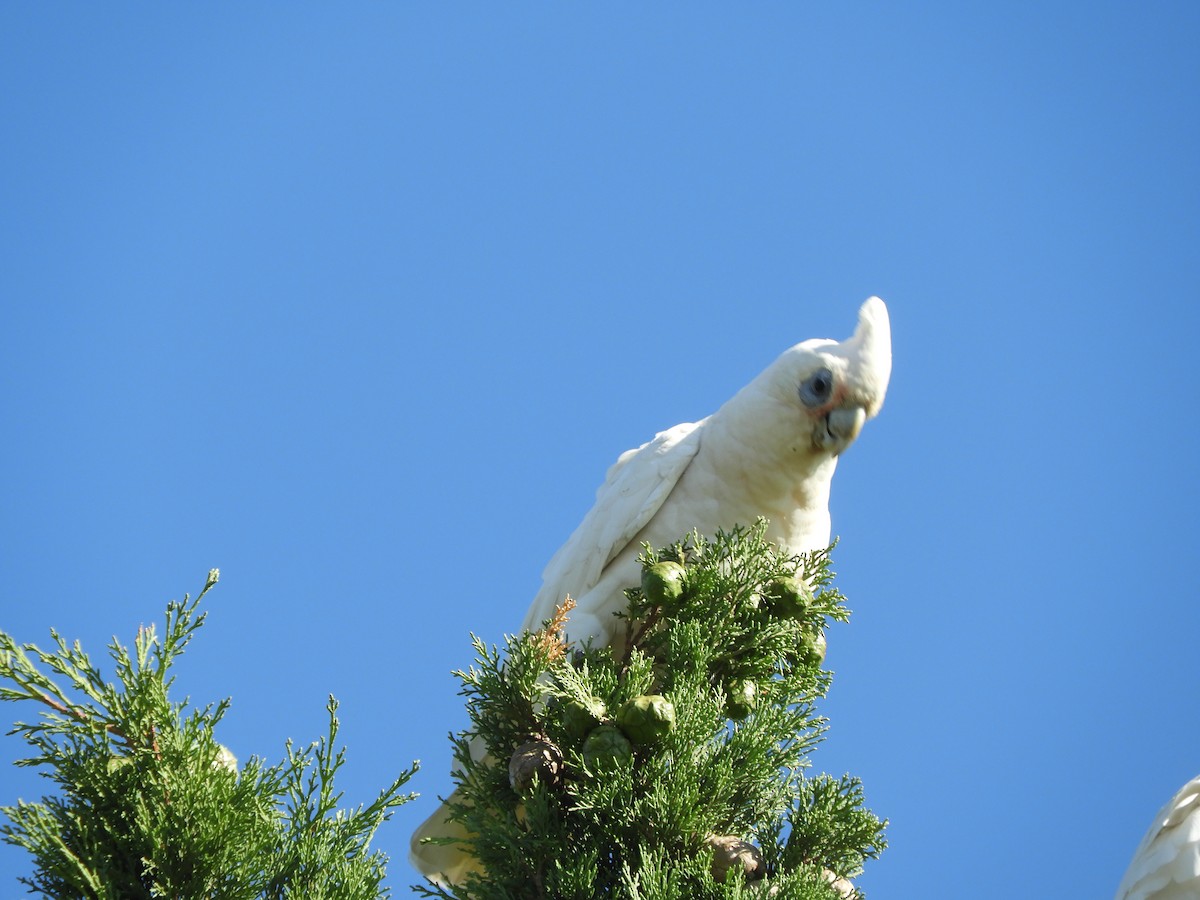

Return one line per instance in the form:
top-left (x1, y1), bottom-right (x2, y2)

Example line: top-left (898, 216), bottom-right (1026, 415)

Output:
top-left (746, 297), bottom-right (892, 459)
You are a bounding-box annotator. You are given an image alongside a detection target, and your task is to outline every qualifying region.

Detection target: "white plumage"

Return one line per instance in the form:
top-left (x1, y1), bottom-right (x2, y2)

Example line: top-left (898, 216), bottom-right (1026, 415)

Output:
top-left (520, 296), bottom-right (892, 649)
top-left (1116, 776), bottom-right (1200, 900)
top-left (412, 297), bottom-right (893, 885)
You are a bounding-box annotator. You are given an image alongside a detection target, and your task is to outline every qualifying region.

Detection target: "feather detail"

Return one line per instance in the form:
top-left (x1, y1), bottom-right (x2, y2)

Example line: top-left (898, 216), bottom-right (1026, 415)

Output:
top-left (1116, 776), bottom-right (1200, 900)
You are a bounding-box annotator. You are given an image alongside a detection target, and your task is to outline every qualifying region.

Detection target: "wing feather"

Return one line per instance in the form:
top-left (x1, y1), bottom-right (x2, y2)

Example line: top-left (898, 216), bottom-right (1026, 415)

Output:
top-left (1116, 775), bottom-right (1200, 899)
top-left (519, 421), bottom-right (704, 635)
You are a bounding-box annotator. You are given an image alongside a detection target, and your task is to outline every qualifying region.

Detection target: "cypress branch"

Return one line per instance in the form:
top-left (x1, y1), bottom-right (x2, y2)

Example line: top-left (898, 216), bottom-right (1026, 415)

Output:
top-left (1, 569), bottom-right (418, 899)
top-left (415, 520), bottom-right (887, 900)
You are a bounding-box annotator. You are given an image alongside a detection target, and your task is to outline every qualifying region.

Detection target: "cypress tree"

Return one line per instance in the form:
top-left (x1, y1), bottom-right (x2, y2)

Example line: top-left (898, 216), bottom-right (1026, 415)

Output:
top-left (415, 520), bottom-right (886, 900)
top-left (0, 570), bottom-right (417, 899)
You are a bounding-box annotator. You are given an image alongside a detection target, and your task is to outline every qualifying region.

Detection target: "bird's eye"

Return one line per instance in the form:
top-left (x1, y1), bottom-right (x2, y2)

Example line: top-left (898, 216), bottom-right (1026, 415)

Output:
top-left (799, 368), bottom-right (834, 407)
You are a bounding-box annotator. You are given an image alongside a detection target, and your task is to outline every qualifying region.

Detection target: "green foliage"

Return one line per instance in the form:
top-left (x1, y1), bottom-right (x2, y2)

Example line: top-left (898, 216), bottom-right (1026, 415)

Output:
top-left (783, 775), bottom-right (888, 880)
top-left (416, 520), bottom-right (886, 900)
top-left (0, 569), bottom-right (418, 899)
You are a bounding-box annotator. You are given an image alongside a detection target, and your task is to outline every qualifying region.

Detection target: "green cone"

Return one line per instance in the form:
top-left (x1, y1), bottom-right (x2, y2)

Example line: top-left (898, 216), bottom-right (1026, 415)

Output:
top-left (615, 694), bottom-right (677, 745)
top-left (725, 680), bottom-right (757, 720)
top-left (641, 561), bottom-right (687, 607)
top-left (581, 724), bottom-right (633, 769)
top-left (763, 574), bottom-right (811, 619)
top-left (560, 696), bottom-right (607, 741)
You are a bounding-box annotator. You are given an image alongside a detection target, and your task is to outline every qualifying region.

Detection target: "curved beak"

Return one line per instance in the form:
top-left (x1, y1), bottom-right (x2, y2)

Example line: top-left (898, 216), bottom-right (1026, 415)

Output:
top-left (818, 405), bottom-right (868, 455)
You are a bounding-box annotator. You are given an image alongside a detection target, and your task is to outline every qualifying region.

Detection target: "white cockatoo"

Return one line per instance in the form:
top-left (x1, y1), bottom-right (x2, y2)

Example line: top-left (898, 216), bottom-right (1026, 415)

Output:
top-left (411, 297), bottom-right (892, 885)
top-left (1116, 776), bottom-right (1200, 899)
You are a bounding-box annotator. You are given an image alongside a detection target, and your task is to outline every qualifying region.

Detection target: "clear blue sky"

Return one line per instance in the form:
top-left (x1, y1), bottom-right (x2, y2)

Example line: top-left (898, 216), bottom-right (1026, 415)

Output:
top-left (2, 6), bottom-right (1197, 897)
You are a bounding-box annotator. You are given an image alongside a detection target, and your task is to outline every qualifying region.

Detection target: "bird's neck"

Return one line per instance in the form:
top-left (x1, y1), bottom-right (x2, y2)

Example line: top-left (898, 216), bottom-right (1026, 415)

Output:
top-left (700, 402), bottom-right (838, 554)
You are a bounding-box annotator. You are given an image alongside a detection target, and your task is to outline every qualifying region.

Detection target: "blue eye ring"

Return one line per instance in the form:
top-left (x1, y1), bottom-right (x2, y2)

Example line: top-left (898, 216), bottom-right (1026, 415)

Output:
top-left (799, 368), bottom-right (834, 407)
